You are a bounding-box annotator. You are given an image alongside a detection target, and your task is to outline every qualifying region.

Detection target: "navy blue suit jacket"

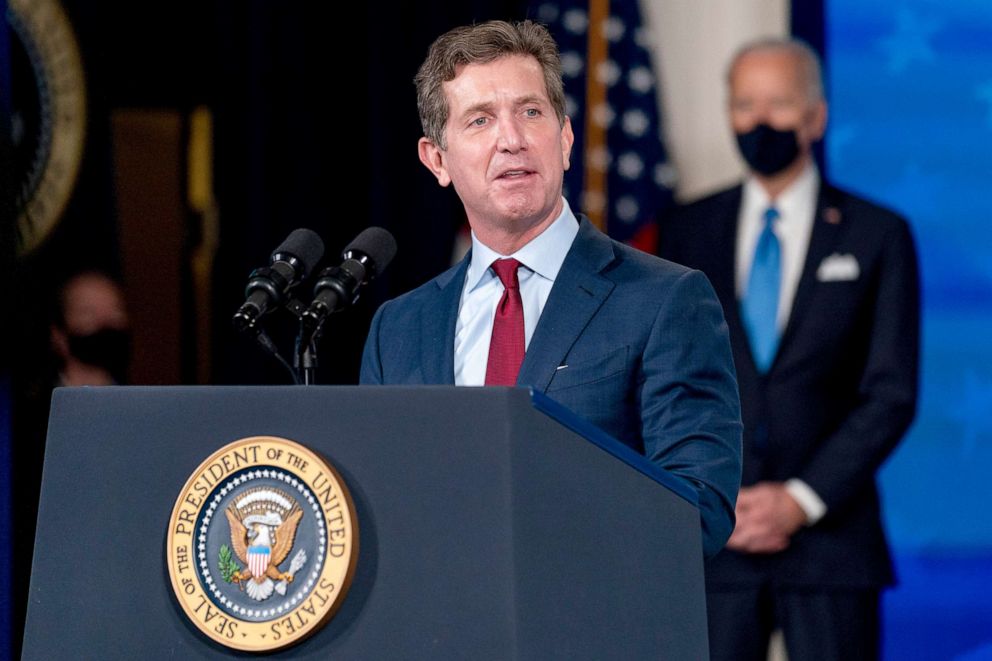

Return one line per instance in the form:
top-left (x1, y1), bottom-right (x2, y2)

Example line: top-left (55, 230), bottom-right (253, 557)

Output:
top-left (361, 217), bottom-right (742, 557)
top-left (659, 182), bottom-right (919, 588)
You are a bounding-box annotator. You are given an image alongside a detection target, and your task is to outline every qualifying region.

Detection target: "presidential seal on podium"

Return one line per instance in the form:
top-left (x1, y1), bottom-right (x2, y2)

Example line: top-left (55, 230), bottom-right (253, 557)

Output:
top-left (166, 436), bottom-right (358, 652)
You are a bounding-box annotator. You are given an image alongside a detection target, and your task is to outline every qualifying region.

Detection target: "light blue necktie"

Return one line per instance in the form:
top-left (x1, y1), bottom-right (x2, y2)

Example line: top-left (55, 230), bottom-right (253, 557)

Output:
top-left (742, 206), bottom-right (781, 373)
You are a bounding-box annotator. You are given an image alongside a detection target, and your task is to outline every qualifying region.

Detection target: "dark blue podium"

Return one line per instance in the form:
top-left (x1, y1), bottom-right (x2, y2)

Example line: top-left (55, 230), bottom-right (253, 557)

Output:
top-left (23, 386), bottom-right (708, 659)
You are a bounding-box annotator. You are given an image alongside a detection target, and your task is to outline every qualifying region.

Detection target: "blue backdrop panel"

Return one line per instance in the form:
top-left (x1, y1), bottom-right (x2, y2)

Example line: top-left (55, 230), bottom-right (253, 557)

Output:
top-left (825, 2), bottom-right (992, 659)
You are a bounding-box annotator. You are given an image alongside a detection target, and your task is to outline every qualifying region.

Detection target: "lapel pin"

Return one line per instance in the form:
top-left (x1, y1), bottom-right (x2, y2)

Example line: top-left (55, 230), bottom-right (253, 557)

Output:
top-left (823, 207), bottom-right (842, 225)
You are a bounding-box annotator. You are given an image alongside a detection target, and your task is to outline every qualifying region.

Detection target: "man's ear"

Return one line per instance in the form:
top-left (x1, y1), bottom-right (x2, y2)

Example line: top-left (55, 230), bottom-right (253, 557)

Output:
top-left (560, 116), bottom-right (575, 171)
top-left (418, 137), bottom-right (451, 187)
top-left (809, 99), bottom-right (828, 142)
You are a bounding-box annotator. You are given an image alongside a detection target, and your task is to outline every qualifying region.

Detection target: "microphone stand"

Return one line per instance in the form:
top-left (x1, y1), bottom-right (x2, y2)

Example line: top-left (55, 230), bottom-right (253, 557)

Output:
top-left (295, 320), bottom-right (319, 386)
top-left (234, 296), bottom-right (314, 385)
top-left (233, 290), bottom-right (333, 387)
top-left (285, 298), bottom-right (320, 386)
top-left (241, 324), bottom-right (301, 385)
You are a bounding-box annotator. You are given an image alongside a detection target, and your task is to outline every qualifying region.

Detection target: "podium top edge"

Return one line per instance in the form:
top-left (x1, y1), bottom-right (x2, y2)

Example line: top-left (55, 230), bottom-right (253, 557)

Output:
top-left (528, 390), bottom-right (699, 507)
top-left (49, 385), bottom-right (699, 507)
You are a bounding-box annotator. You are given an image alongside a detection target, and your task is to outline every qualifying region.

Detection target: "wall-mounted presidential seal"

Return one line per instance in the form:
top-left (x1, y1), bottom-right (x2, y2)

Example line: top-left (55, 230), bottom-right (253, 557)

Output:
top-left (166, 436), bottom-right (358, 652)
top-left (7, 0), bottom-right (87, 255)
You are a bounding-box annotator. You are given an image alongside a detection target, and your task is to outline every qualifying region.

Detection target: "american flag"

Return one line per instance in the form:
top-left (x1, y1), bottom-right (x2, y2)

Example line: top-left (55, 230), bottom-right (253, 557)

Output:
top-left (533, 0), bottom-right (676, 252)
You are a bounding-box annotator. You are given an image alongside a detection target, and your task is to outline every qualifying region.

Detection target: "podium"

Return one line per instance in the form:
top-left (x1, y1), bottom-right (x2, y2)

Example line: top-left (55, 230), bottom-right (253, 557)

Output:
top-left (23, 386), bottom-right (708, 659)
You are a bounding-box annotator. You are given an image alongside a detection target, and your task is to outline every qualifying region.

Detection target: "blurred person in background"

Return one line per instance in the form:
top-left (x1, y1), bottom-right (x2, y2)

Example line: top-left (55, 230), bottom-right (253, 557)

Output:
top-left (49, 270), bottom-right (131, 386)
top-left (659, 38), bottom-right (919, 660)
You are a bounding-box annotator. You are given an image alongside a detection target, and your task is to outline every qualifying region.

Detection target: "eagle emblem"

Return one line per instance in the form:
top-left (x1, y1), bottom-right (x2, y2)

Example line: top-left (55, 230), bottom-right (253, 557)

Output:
top-left (168, 436), bottom-right (358, 651)
top-left (222, 487), bottom-right (307, 601)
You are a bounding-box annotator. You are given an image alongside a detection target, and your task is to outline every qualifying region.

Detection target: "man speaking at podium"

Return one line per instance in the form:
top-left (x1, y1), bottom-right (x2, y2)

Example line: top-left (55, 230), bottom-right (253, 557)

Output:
top-left (360, 20), bottom-right (742, 557)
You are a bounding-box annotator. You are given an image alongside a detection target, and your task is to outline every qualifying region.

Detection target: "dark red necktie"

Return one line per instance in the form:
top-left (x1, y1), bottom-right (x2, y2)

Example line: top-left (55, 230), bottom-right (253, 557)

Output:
top-left (484, 258), bottom-right (525, 386)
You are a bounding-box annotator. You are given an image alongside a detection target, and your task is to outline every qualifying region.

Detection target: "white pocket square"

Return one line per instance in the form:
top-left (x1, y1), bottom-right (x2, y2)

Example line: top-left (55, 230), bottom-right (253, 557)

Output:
top-left (817, 253), bottom-right (860, 282)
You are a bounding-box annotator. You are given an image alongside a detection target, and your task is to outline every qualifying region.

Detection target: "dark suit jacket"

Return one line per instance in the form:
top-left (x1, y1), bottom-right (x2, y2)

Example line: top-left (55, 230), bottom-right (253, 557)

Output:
top-left (659, 182), bottom-right (919, 588)
top-left (361, 217), bottom-right (742, 557)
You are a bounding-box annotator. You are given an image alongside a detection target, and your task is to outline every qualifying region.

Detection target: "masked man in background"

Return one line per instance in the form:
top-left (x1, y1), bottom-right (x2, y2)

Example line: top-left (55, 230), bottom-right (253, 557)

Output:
top-left (659, 38), bottom-right (919, 660)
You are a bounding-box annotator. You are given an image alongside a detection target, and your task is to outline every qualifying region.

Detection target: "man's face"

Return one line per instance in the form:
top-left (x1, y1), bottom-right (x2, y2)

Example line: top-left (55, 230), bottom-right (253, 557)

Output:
top-left (419, 55), bottom-right (573, 244)
top-left (52, 273), bottom-right (129, 363)
top-left (62, 274), bottom-right (129, 336)
top-left (729, 50), bottom-right (826, 157)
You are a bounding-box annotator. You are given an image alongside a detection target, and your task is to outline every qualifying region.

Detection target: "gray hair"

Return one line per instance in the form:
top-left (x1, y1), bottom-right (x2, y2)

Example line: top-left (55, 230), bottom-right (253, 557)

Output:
top-left (414, 20), bottom-right (567, 149)
top-left (727, 37), bottom-right (825, 102)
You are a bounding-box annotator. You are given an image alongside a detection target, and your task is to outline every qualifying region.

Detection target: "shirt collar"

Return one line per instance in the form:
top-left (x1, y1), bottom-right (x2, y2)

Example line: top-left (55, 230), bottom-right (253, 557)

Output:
top-left (464, 198), bottom-right (580, 292)
top-left (742, 160), bottom-right (819, 220)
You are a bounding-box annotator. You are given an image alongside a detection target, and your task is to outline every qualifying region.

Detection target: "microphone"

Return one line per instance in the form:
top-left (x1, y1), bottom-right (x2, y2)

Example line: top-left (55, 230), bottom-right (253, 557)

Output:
top-left (301, 227), bottom-right (397, 338)
top-left (233, 228), bottom-right (325, 333)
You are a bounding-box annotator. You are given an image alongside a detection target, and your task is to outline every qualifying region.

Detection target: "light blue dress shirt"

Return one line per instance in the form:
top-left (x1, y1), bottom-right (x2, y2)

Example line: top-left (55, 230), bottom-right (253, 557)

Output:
top-left (454, 199), bottom-right (580, 386)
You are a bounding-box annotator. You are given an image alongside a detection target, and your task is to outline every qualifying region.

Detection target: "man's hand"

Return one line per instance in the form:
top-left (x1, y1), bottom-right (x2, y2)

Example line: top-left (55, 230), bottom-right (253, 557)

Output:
top-left (726, 482), bottom-right (808, 554)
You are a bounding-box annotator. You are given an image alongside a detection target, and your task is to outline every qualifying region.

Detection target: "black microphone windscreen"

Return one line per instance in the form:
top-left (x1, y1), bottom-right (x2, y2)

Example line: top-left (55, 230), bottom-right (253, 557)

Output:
top-left (273, 228), bottom-right (325, 276)
top-left (345, 227), bottom-right (397, 271)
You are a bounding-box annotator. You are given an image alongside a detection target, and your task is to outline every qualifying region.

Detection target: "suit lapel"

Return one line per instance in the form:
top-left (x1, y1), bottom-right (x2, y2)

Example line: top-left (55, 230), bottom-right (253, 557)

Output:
top-left (774, 183), bottom-right (845, 368)
top-left (517, 218), bottom-right (616, 392)
top-left (701, 188), bottom-right (758, 375)
top-left (420, 255), bottom-right (468, 384)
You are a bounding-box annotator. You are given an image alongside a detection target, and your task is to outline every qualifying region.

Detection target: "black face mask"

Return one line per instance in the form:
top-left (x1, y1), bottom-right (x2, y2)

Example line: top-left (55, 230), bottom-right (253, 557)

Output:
top-left (67, 328), bottom-right (131, 383)
top-left (735, 124), bottom-right (801, 176)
